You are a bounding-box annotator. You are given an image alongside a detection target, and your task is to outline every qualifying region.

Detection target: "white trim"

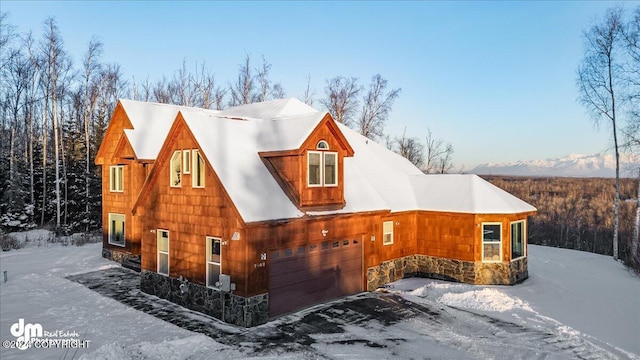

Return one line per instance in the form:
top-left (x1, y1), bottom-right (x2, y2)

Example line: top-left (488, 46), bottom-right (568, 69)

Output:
top-left (107, 213), bottom-right (125, 247)
top-left (323, 152), bottom-right (338, 187)
top-left (206, 236), bottom-right (222, 289)
top-left (307, 150), bottom-right (339, 187)
top-left (157, 229), bottom-right (170, 276)
top-left (183, 150), bottom-right (191, 174)
top-left (109, 165), bottom-right (124, 192)
top-left (481, 222), bottom-right (502, 263)
top-left (510, 220), bottom-right (527, 261)
top-left (307, 151), bottom-right (322, 187)
top-left (383, 221), bottom-right (394, 245)
top-left (170, 150), bottom-right (182, 187)
top-left (192, 149), bottom-right (205, 188)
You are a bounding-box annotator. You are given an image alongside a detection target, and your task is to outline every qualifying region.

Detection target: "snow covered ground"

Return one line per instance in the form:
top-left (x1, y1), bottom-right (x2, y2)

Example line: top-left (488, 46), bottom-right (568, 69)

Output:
top-left (0, 230), bottom-right (638, 359)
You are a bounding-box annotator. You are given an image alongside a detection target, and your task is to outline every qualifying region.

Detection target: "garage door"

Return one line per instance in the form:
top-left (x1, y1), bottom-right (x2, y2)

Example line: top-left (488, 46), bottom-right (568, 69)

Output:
top-left (269, 239), bottom-right (363, 317)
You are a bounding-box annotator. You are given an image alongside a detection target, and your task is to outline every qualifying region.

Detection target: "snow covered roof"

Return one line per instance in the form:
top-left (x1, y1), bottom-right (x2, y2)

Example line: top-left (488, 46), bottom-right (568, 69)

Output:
top-left (218, 98), bottom-right (318, 120)
top-left (119, 99), bottom-right (219, 160)
top-left (121, 98), bottom-right (536, 222)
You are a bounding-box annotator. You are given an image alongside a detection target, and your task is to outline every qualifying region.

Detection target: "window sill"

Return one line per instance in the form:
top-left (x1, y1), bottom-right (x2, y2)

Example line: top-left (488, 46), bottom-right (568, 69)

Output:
top-left (108, 241), bottom-right (126, 247)
top-left (510, 256), bottom-right (526, 262)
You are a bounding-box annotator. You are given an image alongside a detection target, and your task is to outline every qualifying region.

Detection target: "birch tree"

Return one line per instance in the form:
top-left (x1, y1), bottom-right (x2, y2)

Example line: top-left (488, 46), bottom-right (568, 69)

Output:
top-left (320, 76), bottom-right (361, 126)
top-left (356, 74), bottom-right (401, 140)
top-left (577, 7), bottom-right (623, 260)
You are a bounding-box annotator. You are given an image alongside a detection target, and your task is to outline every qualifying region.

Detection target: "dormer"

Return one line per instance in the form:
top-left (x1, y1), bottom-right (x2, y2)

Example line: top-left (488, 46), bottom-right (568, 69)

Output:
top-left (261, 113), bottom-right (354, 211)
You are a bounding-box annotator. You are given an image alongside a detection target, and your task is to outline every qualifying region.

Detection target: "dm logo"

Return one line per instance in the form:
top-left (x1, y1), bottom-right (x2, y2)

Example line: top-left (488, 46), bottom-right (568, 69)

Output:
top-left (10, 318), bottom-right (43, 350)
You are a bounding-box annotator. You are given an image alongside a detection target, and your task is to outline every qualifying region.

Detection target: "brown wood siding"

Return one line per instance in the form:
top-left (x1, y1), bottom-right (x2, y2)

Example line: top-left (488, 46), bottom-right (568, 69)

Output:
top-left (99, 105), bottom-right (144, 256)
top-left (298, 120), bottom-right (347, 207)
top-left (138, 120), bottom-right (248, 295)
top-left (416, 211), bottom-right (476, 261)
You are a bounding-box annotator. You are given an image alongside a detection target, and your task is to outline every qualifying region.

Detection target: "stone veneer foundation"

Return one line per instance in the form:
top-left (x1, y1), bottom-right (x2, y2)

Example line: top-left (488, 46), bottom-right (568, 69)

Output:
top-left (367, 255), bottom-right (528, 291)
top-left (102, 248), bottom-right (138, 264)
top-left (140, 270), bottom-right (269, 327)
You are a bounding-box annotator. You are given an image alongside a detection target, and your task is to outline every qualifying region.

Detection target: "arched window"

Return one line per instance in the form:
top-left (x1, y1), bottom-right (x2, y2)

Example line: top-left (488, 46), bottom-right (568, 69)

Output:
top-left (316, 140), bottom-right (329, 149)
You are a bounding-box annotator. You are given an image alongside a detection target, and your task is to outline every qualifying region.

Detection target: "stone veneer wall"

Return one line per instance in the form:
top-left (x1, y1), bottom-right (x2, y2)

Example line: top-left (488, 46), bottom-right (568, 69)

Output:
top-left (367, 255), bottom-right (528, 290)
top-left (102, 248), bottom-right (137, 264)
top-left (140, 270), bottom-right (269, 327)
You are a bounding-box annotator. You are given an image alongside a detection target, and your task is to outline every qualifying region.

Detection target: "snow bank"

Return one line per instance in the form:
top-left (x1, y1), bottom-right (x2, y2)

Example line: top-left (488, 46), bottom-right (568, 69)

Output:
top-left (438, 288), bottom-right (533, 312)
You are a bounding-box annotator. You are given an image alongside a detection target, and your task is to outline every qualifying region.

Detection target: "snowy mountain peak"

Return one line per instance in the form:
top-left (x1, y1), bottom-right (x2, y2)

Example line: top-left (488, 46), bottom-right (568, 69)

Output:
top-left (471, 153), bottom-right (638, 178)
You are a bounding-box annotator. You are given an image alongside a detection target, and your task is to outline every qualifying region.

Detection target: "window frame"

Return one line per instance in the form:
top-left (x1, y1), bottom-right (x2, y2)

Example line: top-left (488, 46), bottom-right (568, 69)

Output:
top-left (510, 220), bottom-right (526, 261)
top-left (482, 222), bottom-right (502, 263)
top-left (107, 213), bottom-right (125, 247)
top-left (170, 150), bottom-right (182, 187)
top-left (206, 236), bottom-right (221, 289)
top-left (306, 150), bottom-right (338, 188)
top-left (383, 221), bottom-right (394, 245)
top-left (183, 150), bottom-right (191, 174)
top-left (157, 229), bottom-right (170, 276)
top-left (192, 149), bottom-right (205, 188)
top-left (109, 165), bottom-right (124, 192)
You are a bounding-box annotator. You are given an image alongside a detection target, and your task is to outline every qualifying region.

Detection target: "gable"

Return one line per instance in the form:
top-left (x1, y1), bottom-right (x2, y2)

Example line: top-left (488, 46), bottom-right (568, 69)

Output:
top-left (298, 113), bottom-right (354, 157)
top-left (95, 101), bottom-right (133, 165)
top-left (112, 133), bottom-right (137, 162)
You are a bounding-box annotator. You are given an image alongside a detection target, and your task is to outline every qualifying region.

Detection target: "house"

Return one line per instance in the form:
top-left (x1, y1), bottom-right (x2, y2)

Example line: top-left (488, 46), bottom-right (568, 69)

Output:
top-left (95, 98), bottom-right (536, 327)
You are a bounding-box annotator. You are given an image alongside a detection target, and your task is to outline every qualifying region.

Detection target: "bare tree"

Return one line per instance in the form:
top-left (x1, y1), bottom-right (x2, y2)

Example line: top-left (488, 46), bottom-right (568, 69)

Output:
top-left (81, 38), bottom-right (102, 232)
top-left (320, 76), bottom-right (361, 126)
top-left (229, 54), bottom-right (254, 106)
top-left (424, 128), bottom-right (454, 174)
top-left (577, 7), bottom-right (623, 260)
top-left (356, 74), bottom-right (401, 140)
top-left (394, 127), bottom-right (424, 167)
top-left (302, 74), bottom-right (315, 106)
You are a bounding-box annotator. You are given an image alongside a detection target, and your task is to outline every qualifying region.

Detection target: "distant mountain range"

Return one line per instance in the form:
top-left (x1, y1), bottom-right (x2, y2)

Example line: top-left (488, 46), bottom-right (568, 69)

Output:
top-left (471, 153), bottom-right (639, 178)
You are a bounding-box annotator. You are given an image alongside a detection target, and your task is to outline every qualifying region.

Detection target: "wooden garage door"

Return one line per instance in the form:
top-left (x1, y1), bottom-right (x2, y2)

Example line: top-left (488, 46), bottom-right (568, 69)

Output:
top-left (269, 239), bottom-right (363, 317)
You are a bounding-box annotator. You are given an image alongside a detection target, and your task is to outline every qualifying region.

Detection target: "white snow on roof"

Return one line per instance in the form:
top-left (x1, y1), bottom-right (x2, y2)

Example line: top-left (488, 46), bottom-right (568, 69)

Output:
top-left (180, 109), bottom-right (305, 222)
top-left (119, 99), bottom-right (219, 160)
top-left (410, 174), bottom-right (537, 214)
top-left (218, 98), bottom-right (318, 120)
top-left (119, 98), bottom-right (536, 221)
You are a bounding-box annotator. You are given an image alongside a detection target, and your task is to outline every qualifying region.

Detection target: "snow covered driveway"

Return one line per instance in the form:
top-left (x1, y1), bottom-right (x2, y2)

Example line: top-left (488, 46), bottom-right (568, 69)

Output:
top-left (1, 241), bottom-right (639, 359)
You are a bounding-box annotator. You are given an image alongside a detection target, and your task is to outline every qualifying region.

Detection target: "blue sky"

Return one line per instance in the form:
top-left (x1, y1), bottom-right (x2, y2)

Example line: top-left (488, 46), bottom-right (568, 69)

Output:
top-left (2, 1), bottom-right (634, 169)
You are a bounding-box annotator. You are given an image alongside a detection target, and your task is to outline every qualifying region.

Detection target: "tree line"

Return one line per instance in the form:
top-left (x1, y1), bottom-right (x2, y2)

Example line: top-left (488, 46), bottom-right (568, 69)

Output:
top-left (0, 14), bottom-right (454, 234)
top-left (484, 176), bottom-right (639, 272)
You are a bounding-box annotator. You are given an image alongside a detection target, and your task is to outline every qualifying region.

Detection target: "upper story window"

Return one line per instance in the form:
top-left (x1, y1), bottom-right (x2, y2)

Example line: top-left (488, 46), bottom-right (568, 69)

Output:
top-left (482, 223), bottom-right (502, 262)
top-left (183, 150), bottom-right (191, 174)
top-left (192, 149), bottom-right (205, 188)
top-left (383, 221), bottom-right (394, 245)
top-left (110, 165), bottom-right (124, 192)
top-left (307, 141), bottom-right (337, 187)
top-left (170, 151), bottom-right (182, 187)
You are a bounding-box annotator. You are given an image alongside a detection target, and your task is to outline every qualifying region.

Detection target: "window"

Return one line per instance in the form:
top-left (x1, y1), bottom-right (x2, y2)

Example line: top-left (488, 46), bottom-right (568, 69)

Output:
top-left (183, 150), bottom-right (191, 174)
top-left (157, 230), bottom-right (169, 275)
top-left (307, 151), bottom-right (338, 187)
top-left (482, 223), bottom-right (502, 262)
top-left (511, 220), bottom-right (526, 260)
top-left (317, 140), bottom-right (329, 149)
top-left (383, 221), bottom-right (394, 245)
top-left (110, 166), bottom-right (124, 192)
top-left (170, 151), bottom-right (182, 187)
top-left (206, 237), bottom-right (221, 288)
top-left (324, 153), bottom-right (337, 186)
top-left (192, 150), bottom-right (205, 188)
top-left (108, 213), bottom-right (125, 246)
